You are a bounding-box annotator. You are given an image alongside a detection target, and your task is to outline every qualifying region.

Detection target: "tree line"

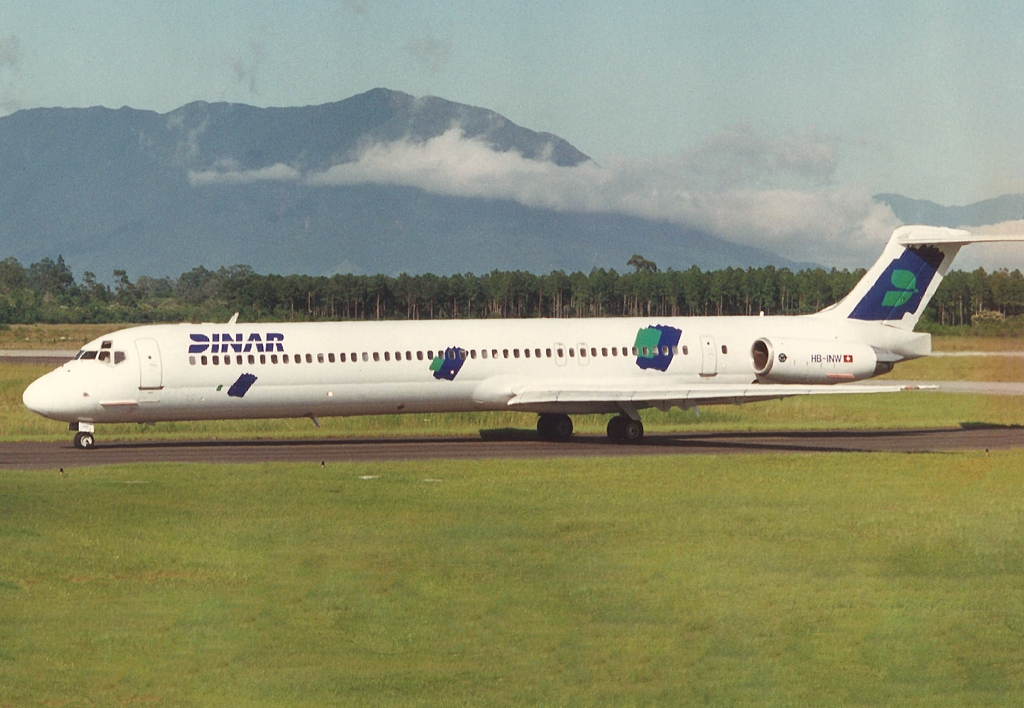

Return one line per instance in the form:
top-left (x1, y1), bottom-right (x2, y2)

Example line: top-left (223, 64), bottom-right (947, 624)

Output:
top-left (2, 254), bottom-right (1023, 330)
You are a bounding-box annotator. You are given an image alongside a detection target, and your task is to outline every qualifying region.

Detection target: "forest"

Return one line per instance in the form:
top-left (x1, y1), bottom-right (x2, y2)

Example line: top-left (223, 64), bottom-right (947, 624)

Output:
top-left (2, 253), bottom-right (1023, 333)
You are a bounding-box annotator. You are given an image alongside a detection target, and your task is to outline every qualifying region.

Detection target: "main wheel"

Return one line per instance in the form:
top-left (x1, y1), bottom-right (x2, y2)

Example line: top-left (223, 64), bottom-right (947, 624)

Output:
top-left (607, 416), bottom-right (643, 444)
top-left (537, 414), bottom-right (573, 441)
top-left (73, 432), bottom-right (95, 450)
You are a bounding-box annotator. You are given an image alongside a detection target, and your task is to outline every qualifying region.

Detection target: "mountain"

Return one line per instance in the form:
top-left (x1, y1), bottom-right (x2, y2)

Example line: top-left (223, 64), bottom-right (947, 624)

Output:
top-left (875, 192), bottom-right (1024, 228)
top-left (0, 88), bottom-right (804, 278)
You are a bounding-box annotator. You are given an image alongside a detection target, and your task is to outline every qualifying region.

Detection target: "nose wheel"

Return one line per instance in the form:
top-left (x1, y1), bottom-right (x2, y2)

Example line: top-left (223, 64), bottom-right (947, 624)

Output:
top-left (607, 415), bottom-right (644, 444)
top-left (73, 432), bottom-right (95, 450)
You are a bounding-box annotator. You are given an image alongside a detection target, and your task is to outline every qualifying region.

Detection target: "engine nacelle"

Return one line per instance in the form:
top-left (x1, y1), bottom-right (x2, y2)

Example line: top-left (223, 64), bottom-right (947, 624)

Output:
top-left (751, 337), bottom-right (878, 384)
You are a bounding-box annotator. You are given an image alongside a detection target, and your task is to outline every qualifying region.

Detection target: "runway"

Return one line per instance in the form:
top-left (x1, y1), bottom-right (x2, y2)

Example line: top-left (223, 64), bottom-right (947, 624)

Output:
top-left (2, 426), bottom-right (1022, 470)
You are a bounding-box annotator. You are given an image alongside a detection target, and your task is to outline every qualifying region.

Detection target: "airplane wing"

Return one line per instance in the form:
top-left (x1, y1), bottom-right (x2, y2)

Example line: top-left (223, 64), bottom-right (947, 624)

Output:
top-left (506, 381), bottom-right (933, 409)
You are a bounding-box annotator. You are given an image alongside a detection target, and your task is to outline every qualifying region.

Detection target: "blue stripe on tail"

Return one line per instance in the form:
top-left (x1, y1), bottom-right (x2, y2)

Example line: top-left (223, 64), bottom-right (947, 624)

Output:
top-left (849, 244), bottom-right (945, 322)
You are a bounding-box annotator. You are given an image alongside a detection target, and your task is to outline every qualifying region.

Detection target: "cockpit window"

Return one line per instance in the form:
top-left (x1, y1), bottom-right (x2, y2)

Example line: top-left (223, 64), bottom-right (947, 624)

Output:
top-left (101, 340), bottom-right (113, 349)
top-left (114, 351), bottom-right (126, 364)
top-left (80, 351), bottom-right (98, 360)
top-left (74, 351), bottom-right (84, 360)
top-left (98, 351), bottom-right (110, 362)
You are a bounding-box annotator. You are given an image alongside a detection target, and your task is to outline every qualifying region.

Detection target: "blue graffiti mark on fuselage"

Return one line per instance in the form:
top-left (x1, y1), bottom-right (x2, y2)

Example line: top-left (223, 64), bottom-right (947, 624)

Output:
top-left (227, 373), bottom-right (258, 398)
top-left (431, 346), bottom-right (466, 381)
top-left (848, 244), bottom-right (945, 322)
top-left (636, 325), bottom-right (682, 372)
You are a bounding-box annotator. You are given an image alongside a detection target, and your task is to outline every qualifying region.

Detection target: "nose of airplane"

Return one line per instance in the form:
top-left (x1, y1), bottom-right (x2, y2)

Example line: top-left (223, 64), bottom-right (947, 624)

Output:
top-left (22, 374), bottom-right (55, 417)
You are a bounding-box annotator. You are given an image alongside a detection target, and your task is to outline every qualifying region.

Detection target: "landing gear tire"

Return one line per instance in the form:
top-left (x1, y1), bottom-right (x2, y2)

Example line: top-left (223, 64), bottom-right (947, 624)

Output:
top-left (73, 432), bottom-right (95, 450)
top-left (537, 414), bottom-right (573, 441)
top-left (607, 415), bottom-right (643, 444)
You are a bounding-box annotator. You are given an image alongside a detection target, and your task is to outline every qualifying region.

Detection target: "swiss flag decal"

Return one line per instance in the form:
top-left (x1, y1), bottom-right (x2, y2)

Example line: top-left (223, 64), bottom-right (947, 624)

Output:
top-left (843, 354), bottom-right (854, 363)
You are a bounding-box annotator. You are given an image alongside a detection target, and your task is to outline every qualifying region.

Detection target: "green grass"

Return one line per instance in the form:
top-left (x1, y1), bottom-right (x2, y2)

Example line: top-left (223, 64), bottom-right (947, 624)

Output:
top-left (2, 454), bottom-right (1024, 705)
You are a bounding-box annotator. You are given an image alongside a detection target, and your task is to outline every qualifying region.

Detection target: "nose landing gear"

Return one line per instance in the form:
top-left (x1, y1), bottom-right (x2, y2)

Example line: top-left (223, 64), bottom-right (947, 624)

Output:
top-left (70, 422), bottom-right (96, 450)
top-left (73, 432), bottom-right (95, 449)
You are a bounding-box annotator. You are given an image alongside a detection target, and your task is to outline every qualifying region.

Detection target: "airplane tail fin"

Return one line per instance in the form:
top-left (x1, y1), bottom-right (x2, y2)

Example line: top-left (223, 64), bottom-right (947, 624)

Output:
top-left (818, 225), bottom-right (1024, 330)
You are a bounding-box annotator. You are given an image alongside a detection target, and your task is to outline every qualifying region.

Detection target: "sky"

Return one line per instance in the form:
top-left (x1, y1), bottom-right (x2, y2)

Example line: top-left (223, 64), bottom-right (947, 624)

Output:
top-left (4, 0), bottom-right (1024, 268)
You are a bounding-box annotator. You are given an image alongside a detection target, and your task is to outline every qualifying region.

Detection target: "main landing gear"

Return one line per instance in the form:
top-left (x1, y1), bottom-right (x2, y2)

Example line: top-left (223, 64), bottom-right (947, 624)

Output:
top-left (536, 413), bottom-right (645, 444)
top-left (537, 413), bottom-right (574, 441)
top-left (606, 415), bottom-right (644, 444)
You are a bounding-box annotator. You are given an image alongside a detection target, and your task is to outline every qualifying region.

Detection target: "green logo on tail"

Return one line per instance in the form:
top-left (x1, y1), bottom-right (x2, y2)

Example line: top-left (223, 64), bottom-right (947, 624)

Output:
top-left (882, 269), bottom-right (919, 307)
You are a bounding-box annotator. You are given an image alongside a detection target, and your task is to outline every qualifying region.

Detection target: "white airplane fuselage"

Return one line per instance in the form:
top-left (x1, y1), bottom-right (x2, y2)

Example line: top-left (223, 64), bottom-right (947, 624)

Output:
top-left (22, 313), bottom-right (927, 425)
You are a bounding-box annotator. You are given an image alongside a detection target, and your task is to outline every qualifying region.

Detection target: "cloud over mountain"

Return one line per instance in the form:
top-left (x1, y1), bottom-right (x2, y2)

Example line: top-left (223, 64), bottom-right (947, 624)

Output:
top-left (191, 123), bottom-right (898, 268)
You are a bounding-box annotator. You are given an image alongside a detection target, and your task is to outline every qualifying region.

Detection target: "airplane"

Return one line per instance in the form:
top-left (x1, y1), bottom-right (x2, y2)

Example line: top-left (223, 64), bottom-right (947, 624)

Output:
top-left (21, 225), bottom-right (1024, 449)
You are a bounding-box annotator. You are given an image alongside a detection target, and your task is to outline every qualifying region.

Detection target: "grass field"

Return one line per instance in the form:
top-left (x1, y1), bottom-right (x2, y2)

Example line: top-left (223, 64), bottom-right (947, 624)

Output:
top-left (2, 454), bottom-right (1023, 706)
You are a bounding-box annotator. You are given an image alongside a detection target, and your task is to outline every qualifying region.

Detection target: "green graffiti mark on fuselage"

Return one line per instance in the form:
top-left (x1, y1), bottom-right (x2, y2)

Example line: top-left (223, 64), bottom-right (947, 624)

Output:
top-left (429, 357), bottom-right (444, 372)
top-left (633, 327), bottom-right (661, 358)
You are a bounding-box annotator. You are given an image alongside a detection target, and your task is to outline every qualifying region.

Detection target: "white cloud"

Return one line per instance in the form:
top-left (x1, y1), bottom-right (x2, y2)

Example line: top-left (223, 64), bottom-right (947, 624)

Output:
top-left (188, 162), bottom-right (300, 186)
top-left (0, 34), bottom-right (20, 70)
top-left (404, 34), bottom-right (452, 74)
top-left (301, 127), bottom-right (898, 267)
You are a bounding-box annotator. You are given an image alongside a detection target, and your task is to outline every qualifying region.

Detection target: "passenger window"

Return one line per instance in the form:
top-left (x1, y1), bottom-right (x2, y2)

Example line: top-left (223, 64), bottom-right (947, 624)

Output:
top-left (373, 352), bottom-right (380, 362)
top-left (568, 348), bottom-right (574, 357)
top-left (318, 353), bottom-right (325, 363)
top-left (384, 352), bottom-right (391, 362)
top-left (213, 355), bottom-right (220, 365)
top-left (481, 350), bottom-right (487, 359)
top-left (427, 350), bottom-right (434, 360)
top-left (581, 348), bottom-right (588, 358)
top-left (248, 355), bottom-right (255, 365)
top-left (503, 349), bottom-right (509, 358)
top-left (491, 349), bottom-right (498, 358)
top-left (514, 349), bottom-right (520, 358)
top-left (98, 351), bottom-right (110, 362)
top-left (470, 350), bottom-right (477, 359)
top-left (460, 349), bottom-right (467, 360)
top-left (189, 355), bottom-right (196, 365)
top-left (260, 354), bottom-right (266, 364)
top-left (632, 347), bottom-right (638, 355)
top-left (682, 346), bottom-right (689, 355)
top-left (557, 348), bottom-right (564, 358)
top-left (591, 347), bottom-right (597, 357)
top-left (295, 356), bottom-right (301, 364)
top-left (362, 352), bottom-right (368, 362)
top-left (201, 356), bottom-right (208, 365)
top-left (306, 354), bottom-right (313, 363)
top-left (602, 348), bottom-right (608, 357)
top-left (662, 346), bottom-right (668, 356)
top-left (535, 349), bottom-right (541, 358)
top-left (282, 354), bottom-right (289, 363)
top-left (417, 351), bottom-right (424, 360)
top-left (721, 345), bottom-right (728, 354)
top-left (271, 354), bottom-right (278, 364)
top-left (545, 348), bottom-right (552, 358)
top-left (340, 353), bottom-right (346, 362)
top-left (406, 351), bottom-right (412, 360)
top-left (235, 355), bottom-right (242, 365)
top-left (611, 347), bottom-right (617, 356)
top-left (524, 349), bottom-right (530, 358)
top-left (328, 353), bottom-right (335, 363)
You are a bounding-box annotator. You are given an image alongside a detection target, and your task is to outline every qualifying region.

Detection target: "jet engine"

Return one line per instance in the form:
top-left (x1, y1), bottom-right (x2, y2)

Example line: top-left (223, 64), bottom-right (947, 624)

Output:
top-left (751, 337), bottom-right (878, 384)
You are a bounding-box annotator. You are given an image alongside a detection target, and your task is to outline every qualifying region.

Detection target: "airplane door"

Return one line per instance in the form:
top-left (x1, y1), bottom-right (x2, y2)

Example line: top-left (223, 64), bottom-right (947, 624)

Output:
top-left (135, 338), bottom-right (163, 390)
top-left (700, 335), bottom-right (718, 377)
